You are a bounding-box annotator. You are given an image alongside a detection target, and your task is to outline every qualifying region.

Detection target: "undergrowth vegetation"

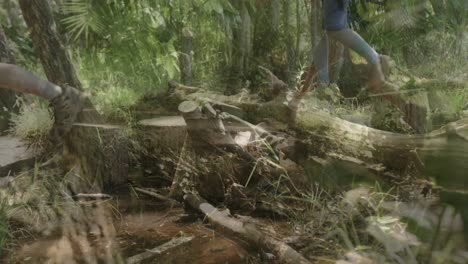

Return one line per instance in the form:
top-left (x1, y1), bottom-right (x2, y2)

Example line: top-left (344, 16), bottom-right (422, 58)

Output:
top-left (8, 97), bottom-right (52, 148)
top-left (0, 196), bottom-right (11, 251)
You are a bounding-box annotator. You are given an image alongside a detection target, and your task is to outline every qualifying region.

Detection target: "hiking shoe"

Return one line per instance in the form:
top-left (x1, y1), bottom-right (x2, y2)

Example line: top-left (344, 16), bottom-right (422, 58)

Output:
top-left (367, 62), bottom-right (386, 93)
top-left (49, 84), bottom-right (83, 140)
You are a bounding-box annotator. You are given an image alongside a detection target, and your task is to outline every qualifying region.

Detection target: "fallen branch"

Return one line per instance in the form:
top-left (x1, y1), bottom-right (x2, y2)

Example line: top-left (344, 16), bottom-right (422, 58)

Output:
top-left (222, 112), bottom-right (285, 147)
top-left (126, 236), bottom-right (194, 264)
top-left (74, 193), bottom-right (112, 200)
top-left (134, 187), bottom-right (175, 203)
top-left (169, 80), bottom-right (199, 94)
top-left (184, 193), bottom-right (311, 264)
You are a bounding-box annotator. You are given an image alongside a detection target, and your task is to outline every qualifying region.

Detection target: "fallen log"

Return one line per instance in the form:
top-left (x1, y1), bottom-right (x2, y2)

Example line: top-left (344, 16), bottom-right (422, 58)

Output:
top-left (184, 193), bottom-right (311, 264)
top-left (0, 136), bottom-right (36, 177)
top-left (294, 111), bottom-right (468, 174)
top-left (171, 82), bottom-right (467, 175)
top-left (169, 102), bottom-right (256, 201)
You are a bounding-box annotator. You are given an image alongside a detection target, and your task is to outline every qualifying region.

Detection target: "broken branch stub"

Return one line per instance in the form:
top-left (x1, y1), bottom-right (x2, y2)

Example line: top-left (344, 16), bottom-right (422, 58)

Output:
top-left (178, 100), bottom-right (201, 116)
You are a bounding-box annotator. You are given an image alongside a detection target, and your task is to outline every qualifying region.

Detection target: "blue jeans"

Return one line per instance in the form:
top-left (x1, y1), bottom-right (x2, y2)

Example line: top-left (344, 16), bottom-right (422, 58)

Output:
top-left (313, 29), bottom-right (380, 84)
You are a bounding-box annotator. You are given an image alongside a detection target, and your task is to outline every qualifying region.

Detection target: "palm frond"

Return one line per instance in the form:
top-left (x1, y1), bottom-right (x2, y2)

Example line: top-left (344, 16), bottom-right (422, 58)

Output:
top-left (60, 0), bottom-right (105, 42)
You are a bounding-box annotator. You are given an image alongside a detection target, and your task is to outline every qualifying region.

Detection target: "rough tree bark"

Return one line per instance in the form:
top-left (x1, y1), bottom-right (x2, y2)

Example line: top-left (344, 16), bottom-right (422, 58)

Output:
top-left (309, 0), bottom-right (321, 57)
top-left (179, 28), bottom-right (193, 86)
top-left (0, 25), bottom-right (19, 133)
top-left (282, 0), bottom-right (297, 86)
top-left (251, 0), bottom-right (288, 84)
top-left (18, 0), bottom-right (128, 190)
top-left (227, 0), bottom-right (252, 94)
top-left (18, 0), bottom-right (81, 90)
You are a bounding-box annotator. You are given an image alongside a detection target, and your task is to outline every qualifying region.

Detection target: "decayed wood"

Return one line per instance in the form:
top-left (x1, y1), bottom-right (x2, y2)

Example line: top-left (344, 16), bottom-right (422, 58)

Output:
top-left (178, 100), bottom-right (200, 115)
top-left (138, 116), bottom-right (187, 127)
top-left (169, 101), bottom-right (235, 200)
top-left (294, 112), bottom-right (467, 173)
top-left (169, 80), bottom-right (199, 94)
top-left (137, 115), bottom-right (188, 193)
top-left (184, 193), bottom-right (311, 264)
top-left (222, 112), bottom-right (285, 147)
top-left (180, 101), bottom-right (235, 147)
top-left (126, 236), bottom-right (194, 264)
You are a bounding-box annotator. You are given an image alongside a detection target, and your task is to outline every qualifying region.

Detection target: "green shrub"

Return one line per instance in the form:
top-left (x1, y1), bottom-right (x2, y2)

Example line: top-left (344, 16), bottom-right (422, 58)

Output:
top-left (9, 97), bottom-right (53, 147)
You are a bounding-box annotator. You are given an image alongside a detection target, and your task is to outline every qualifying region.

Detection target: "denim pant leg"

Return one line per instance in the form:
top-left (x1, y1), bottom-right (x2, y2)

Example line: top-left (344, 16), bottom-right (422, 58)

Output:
top-left (328, 29), bottom-right (380, 65)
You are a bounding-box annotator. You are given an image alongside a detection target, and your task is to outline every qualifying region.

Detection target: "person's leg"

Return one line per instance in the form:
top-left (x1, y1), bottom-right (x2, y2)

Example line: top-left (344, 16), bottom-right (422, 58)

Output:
top-left (0, 63), bottom-right (61, 99)
top-left (327, 29), bottom-right (380, 65)
top-left (0, 63), bottom-right (83, 140)
top-left (328, 30), bottom-right (428, 133)
top-left (327, 29), bottom-right (386, 93)
top-left (313, 33), bottom-right (330, 84)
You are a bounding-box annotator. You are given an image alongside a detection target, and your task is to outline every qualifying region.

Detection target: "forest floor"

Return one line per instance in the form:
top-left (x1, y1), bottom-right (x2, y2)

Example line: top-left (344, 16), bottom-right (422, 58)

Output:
top-left (5, 194), bottom-right (254, 264)
top-left (1, 154), bottom-right (466, 264)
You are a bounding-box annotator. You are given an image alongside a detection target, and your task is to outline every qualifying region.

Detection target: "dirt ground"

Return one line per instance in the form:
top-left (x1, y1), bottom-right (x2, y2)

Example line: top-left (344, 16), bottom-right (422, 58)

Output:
top-left (3, 194), bottom-right (261, 264)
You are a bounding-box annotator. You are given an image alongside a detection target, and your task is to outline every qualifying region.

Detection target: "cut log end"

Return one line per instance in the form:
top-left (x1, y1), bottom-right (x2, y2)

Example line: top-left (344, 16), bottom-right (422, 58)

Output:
top-left (138, 116), bottom-right (187, 127)
top-left (178, 101), bottom-right (200, 115)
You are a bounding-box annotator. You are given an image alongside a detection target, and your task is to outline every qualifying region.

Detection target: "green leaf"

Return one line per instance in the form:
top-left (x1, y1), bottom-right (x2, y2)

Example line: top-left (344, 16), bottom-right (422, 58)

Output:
top-left (204, 0), bottom-right (225, 15)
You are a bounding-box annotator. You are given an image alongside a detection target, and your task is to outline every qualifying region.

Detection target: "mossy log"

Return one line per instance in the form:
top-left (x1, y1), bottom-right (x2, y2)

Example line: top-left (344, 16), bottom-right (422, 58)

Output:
top-left (0, 136), bottom-right (36, 177)
top-left (171, 82), bottom-right (468, 180)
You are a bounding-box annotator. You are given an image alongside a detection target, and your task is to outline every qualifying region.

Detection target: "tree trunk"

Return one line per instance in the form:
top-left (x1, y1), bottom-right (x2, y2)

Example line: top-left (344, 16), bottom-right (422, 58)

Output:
top-left (309, 0), bottom-right (321, 57)
top-left (179, 28), bottom-right (193, 85)
top-left (18, 0), bottom-right (128, 191)
top-left (252, 0), bottom-right (281, 77)
top-left (18, 0), bottom-right (81, 90)
top-left (227, 0), bottom-right (252, 94)
top-left (0, 25), bottom-right (19, 133)
top-left (282, 0), bottom-right (297, 86)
